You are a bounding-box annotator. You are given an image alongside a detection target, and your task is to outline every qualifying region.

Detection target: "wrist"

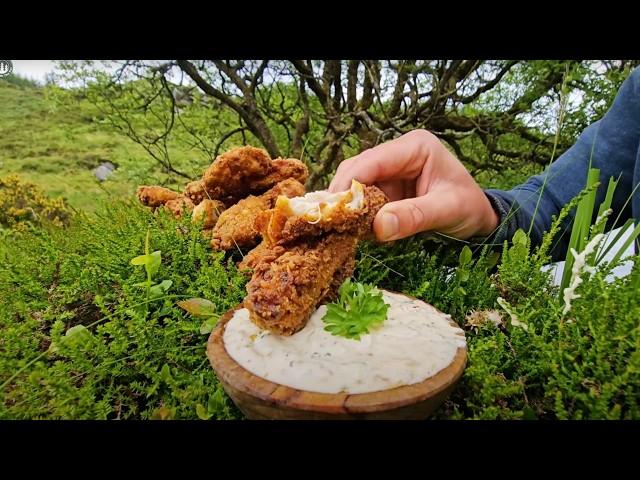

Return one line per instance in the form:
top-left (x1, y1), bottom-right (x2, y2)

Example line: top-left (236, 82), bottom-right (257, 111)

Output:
top-left (475, 192), bottom-right (500, 237)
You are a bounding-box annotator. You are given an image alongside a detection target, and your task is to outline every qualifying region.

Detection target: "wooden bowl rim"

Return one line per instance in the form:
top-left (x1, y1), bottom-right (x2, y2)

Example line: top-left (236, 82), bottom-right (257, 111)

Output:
top-left (207, 291), bottom-right (467, 415)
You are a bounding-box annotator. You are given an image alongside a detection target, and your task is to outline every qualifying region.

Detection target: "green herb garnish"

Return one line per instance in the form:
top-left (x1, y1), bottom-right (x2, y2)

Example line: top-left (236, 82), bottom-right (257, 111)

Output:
top-left (322, 279), bottom-right (390, 340)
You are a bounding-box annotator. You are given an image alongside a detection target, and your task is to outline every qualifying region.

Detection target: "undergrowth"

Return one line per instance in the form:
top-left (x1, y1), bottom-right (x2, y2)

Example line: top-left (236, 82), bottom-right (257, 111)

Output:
top-left (1, 194), bottom-right (639, 419)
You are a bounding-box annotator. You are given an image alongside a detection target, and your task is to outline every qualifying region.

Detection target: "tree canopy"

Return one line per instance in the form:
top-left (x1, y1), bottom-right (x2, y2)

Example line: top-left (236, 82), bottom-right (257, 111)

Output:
top-left (53, 60), bottom-right (639, 188)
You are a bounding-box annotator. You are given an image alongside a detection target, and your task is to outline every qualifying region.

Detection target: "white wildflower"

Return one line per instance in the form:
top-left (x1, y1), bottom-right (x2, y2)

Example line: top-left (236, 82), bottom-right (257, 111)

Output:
top-left (562, 233), bottom-right (605, 315)
top-left (591, 209), bottom-right (612, 232)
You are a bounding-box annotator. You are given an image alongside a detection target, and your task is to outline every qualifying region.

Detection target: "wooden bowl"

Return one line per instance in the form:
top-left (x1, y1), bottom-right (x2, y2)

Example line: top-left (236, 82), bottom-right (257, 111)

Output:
top-left (207, 295), bottom-right (467, 420)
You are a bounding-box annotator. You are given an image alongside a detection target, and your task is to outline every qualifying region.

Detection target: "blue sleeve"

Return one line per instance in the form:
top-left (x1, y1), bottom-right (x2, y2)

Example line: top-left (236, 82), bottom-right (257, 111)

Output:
top-left (484, 67), bottom-right (640, 261)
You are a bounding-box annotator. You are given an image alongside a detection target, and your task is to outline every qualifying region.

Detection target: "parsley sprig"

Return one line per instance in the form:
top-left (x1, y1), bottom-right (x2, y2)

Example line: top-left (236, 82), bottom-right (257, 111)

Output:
top-left (322, 279), bottom-right (390, 340)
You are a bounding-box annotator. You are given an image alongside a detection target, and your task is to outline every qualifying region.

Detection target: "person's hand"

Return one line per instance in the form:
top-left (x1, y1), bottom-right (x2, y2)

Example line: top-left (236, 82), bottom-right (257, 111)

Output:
top-left (328, 129), bottom-right (499, 242)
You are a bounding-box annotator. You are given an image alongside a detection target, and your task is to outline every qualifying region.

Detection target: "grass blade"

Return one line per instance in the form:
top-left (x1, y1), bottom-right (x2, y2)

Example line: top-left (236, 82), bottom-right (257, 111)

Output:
top-left (609, 222), bottom-right (640, 266)
top-left (595, 218), bottom-right (635, 264)
top-left (560, 168), bottom-right (600, 291)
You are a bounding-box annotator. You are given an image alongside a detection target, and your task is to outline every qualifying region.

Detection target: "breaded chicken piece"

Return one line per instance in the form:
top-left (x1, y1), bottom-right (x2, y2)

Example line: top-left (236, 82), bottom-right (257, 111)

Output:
top-left (237, 240), bottom-right (285, 273)
top-left (211, 179), bottom-right (305, 251)
top-left (245, 158), bottom-right (309, 192)
top-left (321, 255), bottom-right (356, 304)
top-left (236, 237), bottom-right (320, 274)
top-left (245, 233), bottom-right (359, 336)
top-left (202, 146), bottom-right (272, 200)
top-left (192, 199), bottom-right (226, 229)
top-left (184, 180), bottom-right (206, 205)
top-left (163, 196), bottom-right (195, 218)
top-left (136, 186), bottom-right (181, 208)
top-left (257, 180), bottom-right (388, 246)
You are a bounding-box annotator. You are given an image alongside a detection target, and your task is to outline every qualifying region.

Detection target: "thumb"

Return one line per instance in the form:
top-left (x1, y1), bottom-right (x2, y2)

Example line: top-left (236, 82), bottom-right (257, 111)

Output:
top-left (373, 191), bottom-right (460, 242)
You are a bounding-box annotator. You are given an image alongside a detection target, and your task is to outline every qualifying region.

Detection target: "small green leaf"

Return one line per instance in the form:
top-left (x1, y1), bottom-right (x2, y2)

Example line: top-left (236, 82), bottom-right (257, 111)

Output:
top-left (457, 270), bottom-right (470, 283)
top-left (47, 342), bottom-right (59, 354)
top-left (513, 229), bottom-right (528, 247)
top-left (147, 250), bottom-right (162, 277)
top-left (484, 251), bottom-right (500, 270)
top-left (459, 246), bottom-right (472, 266)
top-left (322, 280), bottom-right (389, 340)
top-left (150, 405), bottom-right (174, 420)
top-left (208, 392), bottom-right (223, 413)
top-left (178, 298), bottom-right (217, 318)
top-left (196, 403), bottom-right (213, 420)
top-left (199, 317), bottom-right (218, 334)
top-left (63, 325), bottom-right (92, 348)
top-left (454, 286), bottom-right (467, 297)
top-left (130, 254), bottom-right (149, 266)
top-left (149, 279), bottom-right (172, 298)
top-left (159, 363), bottom-right (172, 383)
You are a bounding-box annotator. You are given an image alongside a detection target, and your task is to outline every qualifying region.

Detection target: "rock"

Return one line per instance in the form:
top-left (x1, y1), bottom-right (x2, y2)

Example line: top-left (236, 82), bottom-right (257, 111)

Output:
top-left (93, 162), bottom-right (116, 182)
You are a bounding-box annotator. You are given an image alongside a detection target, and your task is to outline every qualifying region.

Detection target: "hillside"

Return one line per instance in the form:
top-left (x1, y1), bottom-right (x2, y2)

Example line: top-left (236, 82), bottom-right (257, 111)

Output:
top-left (0, 78), bottom-right (199, 210)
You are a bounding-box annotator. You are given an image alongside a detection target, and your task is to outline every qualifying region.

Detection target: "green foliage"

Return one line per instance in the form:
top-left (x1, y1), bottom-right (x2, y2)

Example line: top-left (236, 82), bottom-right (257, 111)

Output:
top-left (0, 174), bottom-right (71, 228)
top-left (322, 280), bottom-right (390, 340)
top-left (0, 201), bottom-right (246, 419)
top-left (0, 73), bottom-right (40, 89)
top-left (2, 197), bottom-right (640, 419)
top-left (560, 168), bottom-right (601, 290)
top-left (0, 80), bottom-right (197, 211)
top-left (354, 237), bottom-right (499, 321)
top-left (130, 230), bottom-right (173, 302)
top-left (2, 61), bottom-right (640, 420)
top-left (437, 233), bottom-right (640, 420)
top-left (177, 298), bottom-right (219, 334)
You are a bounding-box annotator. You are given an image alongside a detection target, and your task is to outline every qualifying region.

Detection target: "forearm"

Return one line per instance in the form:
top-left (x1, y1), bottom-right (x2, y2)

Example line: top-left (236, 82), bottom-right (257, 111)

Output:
top-left (481, 68), bottom-right (640, 261)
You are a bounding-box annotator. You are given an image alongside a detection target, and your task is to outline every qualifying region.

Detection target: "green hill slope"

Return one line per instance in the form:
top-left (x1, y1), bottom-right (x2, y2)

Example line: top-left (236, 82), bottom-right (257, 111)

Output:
top-left (0, 77), bottom-right (196, 210)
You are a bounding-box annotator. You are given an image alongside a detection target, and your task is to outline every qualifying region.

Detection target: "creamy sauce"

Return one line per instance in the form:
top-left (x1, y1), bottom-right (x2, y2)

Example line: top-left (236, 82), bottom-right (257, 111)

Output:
top-left (223, 291), bottom-right (466, 394)
top-left (281, 180), bottom-right (365, 221)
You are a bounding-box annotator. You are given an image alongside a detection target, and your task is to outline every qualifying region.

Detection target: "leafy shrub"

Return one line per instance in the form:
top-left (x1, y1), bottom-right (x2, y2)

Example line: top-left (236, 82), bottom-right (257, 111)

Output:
top-left (0, 174), bottom-right (71, 228)
top-left (1, 197), bottom-right (639, 419)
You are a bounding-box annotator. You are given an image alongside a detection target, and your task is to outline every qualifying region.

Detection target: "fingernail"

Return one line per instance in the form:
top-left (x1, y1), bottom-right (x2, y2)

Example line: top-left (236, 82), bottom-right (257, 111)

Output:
top-left (378, 211), bottom-right (399, 241)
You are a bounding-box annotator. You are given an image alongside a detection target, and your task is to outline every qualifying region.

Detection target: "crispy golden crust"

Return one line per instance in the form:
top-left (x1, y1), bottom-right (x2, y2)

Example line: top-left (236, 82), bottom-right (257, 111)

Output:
top-left (246, 158), bottom-right (309, 192)
top-left (321, 254), bottom-right (356, 304)
top-left (245, 233), bottom-right (359, 336)
top-left (184, 180), bottom-right (206, 205)
top-left (211, 179), bottom-right (305, 251)
top-left (210, 196), bottom-right (266, 251)
top-left (163, 196), bottom-right (195, 218)
top-left (237, 240), bottom-right (286, 273)
top-left (136, 186), bottom-right (181, 208)
top-left (192, 199), bottom-right (226, 229)
top-left (202, 146), bottom-right (272, 200)
top-left (258, 184), bottom-right (388, 246)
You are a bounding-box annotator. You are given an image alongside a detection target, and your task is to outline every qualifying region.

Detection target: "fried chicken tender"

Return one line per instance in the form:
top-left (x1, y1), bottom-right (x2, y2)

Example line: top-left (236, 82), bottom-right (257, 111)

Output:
top-left (239, 239), bottom-right (354, 304)
top-left (211, 178), bottom-right (305, 251)
top-left (245, 233), bottom-right (359, 336)
top-left (245, 158), bottom-right (309, 192)
top-left (322, 254), bottom-right (356, 304)
top-left (243, 181), bottom-right (388, 335)
top-left (163, 196), bottom-right (195, 218)
top-left (184, 180), bottom-right (206, 205)
top-left (237, 240), bottom-right (285, 272)
top-left (257, 180), bottom-right (388, 246)
top-left (202, 146), bottom-right (272, 200)
top-left (136, 186), bottom-right (181, 208)
top-left (192, 199), bottom-right (226, 229)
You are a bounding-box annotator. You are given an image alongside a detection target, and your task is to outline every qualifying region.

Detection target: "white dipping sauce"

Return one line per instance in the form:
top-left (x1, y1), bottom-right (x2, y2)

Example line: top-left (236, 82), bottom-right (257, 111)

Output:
top-left (223, 291), bottom-right (466, 394)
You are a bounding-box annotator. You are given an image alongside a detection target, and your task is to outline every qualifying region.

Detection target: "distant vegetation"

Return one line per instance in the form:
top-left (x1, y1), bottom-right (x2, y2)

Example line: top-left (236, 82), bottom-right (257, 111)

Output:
top-left (2, 62), bottom-right (640, 420)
